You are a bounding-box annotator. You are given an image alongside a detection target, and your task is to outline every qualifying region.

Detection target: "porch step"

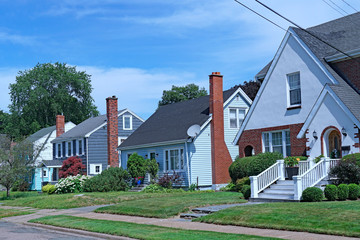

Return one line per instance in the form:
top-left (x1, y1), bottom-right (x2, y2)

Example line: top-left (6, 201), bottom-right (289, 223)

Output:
top-left (129, 184), bottom-right (148, 192)
top-left (263, 189), bottom-right (294, 195)
top-left (275, 180), bottom-right (293, 186)
top-left (250, 197), bottom-right (299, 202)
top-left (258, 193), bottom-right (294, 200)
top-left (269, 184), bottom-right (294, 190)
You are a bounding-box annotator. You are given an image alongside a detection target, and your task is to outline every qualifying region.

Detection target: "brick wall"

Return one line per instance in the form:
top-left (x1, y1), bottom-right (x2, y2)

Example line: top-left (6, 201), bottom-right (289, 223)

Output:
top-left (332, 57), bottom-right (360, 91)
top-left (56, 115), bottom-right (65, 137)
top-left (106, 96), bottom-right (119, 167)
top-left (209, 72), bottom-right (233, 184)
top-left (237, 123), bottom-right (307, 158)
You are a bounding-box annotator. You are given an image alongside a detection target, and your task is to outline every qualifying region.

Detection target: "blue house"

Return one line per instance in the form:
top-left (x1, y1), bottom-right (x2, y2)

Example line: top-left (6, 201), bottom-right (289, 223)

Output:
top-left (119, 73), bottom-right (252, 189)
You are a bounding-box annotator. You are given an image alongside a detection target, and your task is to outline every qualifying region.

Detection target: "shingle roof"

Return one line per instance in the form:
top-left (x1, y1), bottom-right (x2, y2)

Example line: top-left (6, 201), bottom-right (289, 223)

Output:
top-left (27, 125), bottom-right (56, 142)
top-left (53, 109), bottom-right (125, 141)
top-left (119, 88), bottom-right (238, 149)
top-left (255, 61), bottom-right (272, 79)
top-left (42, 160), bottom-right (63, 167)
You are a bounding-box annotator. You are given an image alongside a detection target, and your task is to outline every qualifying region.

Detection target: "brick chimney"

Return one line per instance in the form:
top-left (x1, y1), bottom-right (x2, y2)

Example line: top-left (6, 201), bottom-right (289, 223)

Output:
top-left (209, 72), bottom-right (233, 185)
top-left (56, 115), bottom-right (65, 137)
top-left (106, 96), bottom-right (119, 167)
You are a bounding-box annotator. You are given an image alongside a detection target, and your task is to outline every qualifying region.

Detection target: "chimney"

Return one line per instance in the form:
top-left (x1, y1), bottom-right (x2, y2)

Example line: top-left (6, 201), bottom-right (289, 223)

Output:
top-left (209, 72), bottom-right (233, 186)
top-left (106, 95), bottom-right (119, 167)
top-left (56, 115), bottom-right (65, 137)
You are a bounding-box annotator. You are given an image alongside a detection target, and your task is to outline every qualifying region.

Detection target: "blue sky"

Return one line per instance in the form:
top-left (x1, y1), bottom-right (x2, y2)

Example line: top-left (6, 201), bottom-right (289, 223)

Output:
top-left (0, 0), bottom-right (359, 119)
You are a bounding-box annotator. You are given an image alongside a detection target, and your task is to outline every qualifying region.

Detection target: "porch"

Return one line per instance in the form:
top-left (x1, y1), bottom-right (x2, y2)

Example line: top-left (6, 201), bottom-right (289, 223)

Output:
top-left (250, 158), bottom-right (340, 201)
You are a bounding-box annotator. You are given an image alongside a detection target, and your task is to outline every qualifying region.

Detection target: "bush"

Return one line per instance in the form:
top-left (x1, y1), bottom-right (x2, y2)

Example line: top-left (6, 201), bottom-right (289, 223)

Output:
top-left (157, 171), bottom-right (182, 189)
top-left (142, 184), bottom-right (185, 193)
top-left (337, 184), bottom-right (349, 200)
top-left (145, 158), bottom-right (159, 180)
top-left (188, 183), bottom-right (197, 191)
top-left (42, 184), bottom-right (56, 194)
top-left (329, 159), bottom-right (360, 184)
top-left (348, 183), bottom-right (360, 200)
top-left (302, 187), bottom-right (323, 202)
top-left (83, 167), bottom-right (131, 192)
top-left (12, 179), bottom-right (30, 192)
top-left (220, 182), bottom-right (235, 191)
top-left (59, 156), bottom-right (86, 179)
top-left (342, 153), bottom-right (360, 166)
top-left (55, 174), bottom-right (91, 194)
top-left (229, 152), bottom-right (283, 183)
top-left (241, 185), bottom-right (251, 199)
top-left (324, 184), bottom-right (338, 201)
top-left (127, 153), bottom-right (146, 179)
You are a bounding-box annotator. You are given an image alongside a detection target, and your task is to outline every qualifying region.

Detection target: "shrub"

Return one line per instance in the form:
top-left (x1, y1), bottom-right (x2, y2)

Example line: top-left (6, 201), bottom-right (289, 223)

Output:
top-left (229, 152), bottom-right (283, 182)
top-left (145, 158), bottom-right (159, 180)
top-left (329, 159), bottom-right (360, 184)
top-left (238, 192), bottom-right (245, 199)
top-left (83, 167), bottom-right (131, 192)
top-left (337, 184), bottom-right (349, 200)
top-left (234, 177), bottom-right (250, 192)
top-left (55, 174), bottom-right (91, 194)
top-left (142, 184), bottom-right (185, 193)
top-left (220, 182), bottom-right (235, 192)
top-left (348, 183), bottom-right (360, 200)
top-left (127, 153), bottom-right (146, 179)
top-left (241, 185), bottom-right (251, 199)
top-left (324, 184), bottom-right (338, 201)
top-left (59, 156), bottom-right (86, 179)
top-left (157, 171), bottom-right (182, 189)
top-left (42, 184), bottom-right (56, 194)
top-left (342, 153), bottom-right (360, 166)
top-left (12, 179), bottom-right (30, 192)
top-left (302, 187), bottom-right (323, 202)
top-left (188, 183), bottom-right (197, 191)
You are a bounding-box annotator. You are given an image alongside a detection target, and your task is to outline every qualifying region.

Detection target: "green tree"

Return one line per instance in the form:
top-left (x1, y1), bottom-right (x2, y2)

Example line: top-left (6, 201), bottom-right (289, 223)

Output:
top-left (0, 110), bottom-right (9, 134)
top-left (158, 83), bottom-right (207, 106)
top-left (8, 63), bottom-right (99, 139)
top-left (233, 80), bottom-right (261, 101)
top-left (0, 135), bottom-right (37, 197)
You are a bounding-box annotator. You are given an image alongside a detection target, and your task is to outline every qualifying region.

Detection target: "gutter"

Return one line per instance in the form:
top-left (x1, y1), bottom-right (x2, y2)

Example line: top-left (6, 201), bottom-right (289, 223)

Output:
top-left (118, 139), bottom-right (187, 151)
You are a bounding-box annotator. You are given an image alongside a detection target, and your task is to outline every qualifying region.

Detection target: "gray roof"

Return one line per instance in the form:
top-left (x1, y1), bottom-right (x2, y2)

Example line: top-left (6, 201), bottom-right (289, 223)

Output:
top-left (291, 12), bottom-right (360, 123)
top-left (42, 160), bottom-right (63, 167)
top-left (27, 125), bottom-right (56, 142)
top-left (255, 61), bottom-right (272, 79)
top-left (53, 109), bottom-right (125, 141)
top-left (119, 88), bottom-right (238, 149)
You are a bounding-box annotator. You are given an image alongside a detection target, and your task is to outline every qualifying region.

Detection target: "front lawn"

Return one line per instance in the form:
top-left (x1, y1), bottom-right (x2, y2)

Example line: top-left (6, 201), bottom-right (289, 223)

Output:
top-left (0, 208), bottom-right (33, 218)
top-left (96, 191), bottom-right (245, 218)
top-left (195, 201), bottom-right (360, 237)
top-left (30, 215), bottom-right (279, 240)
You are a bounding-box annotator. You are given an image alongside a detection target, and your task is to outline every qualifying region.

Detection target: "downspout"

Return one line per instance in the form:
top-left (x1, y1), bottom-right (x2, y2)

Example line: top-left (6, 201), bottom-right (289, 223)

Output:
top-left (86, 137), bottom-right (89, 175)
top-left (185, 140), bottom-right (191, 187)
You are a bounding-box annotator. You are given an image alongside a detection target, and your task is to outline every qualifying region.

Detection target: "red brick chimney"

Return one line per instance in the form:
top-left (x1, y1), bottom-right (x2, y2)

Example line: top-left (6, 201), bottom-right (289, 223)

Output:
top-left (56, 115), bottom-right (65, 137)
top-left (106, 96), bottom-right (119, 167)
top-left (209, 72), bottom-right (233, 185)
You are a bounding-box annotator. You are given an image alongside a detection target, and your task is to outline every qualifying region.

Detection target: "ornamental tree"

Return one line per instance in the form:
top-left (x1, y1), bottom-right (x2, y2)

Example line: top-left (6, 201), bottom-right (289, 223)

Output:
top-left (59, 156), bottom-right (86, 179)
top-left (158, 83), bottom-right (207, 106)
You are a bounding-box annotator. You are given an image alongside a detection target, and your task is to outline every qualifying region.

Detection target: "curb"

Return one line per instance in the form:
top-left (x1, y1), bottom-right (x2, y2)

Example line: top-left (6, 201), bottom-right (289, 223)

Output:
top-left (23, 222), bottom-right (135, 240)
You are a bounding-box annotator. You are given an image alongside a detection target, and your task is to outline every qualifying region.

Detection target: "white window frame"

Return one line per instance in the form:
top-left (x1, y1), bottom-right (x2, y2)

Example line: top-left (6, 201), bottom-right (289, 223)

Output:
top-left (42, 168), bottom-right (48, 178)
top-left (123, 115), bottom-right (133, 130)
top-left (163, 148), bottom-right (184, 172)
top-left (229, 107), bottom-right (247, 129)
top-left (262, 130), bottom-right (291, 157)
top-left (77, 139), bottom-right (84, 155)
top-left (90, 164), bottom-right (102, 175)
top-left (287, 72), bottom-right (301, 107)
top-left (67, 141), bottom-right (72, 157)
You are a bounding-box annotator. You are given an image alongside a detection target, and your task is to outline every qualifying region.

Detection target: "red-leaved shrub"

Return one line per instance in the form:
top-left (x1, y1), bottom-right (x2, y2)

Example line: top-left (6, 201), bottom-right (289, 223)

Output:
top-left (59, 156), bottom-right (86, 178)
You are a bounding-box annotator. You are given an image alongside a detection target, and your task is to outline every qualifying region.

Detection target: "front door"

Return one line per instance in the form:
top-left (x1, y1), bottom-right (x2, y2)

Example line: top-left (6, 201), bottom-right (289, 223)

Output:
top-left (328, 130), bottom-right (341, 158)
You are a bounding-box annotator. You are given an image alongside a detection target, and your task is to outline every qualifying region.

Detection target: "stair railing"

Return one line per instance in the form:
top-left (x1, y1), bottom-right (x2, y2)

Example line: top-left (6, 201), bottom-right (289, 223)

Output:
top-left (250, 160), bottom-right (285, 198)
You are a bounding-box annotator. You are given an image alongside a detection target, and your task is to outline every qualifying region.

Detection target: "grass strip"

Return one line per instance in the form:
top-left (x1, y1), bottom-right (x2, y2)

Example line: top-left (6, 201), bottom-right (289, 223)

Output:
top-left (0, 208), bottom-right (33, 218)
top-left (194, 201), bottom-right (360, 237)
top-left (30, 215), bottom-right (280, 240)
top-left (96, 192), bottom-right (245, 218)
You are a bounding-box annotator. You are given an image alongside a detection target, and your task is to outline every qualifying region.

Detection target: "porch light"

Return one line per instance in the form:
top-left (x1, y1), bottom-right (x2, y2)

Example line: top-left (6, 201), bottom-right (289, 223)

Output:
top-left (342, 127), bottom-right (347, 137)
top-left (313, 130), bottom-right (318, 140)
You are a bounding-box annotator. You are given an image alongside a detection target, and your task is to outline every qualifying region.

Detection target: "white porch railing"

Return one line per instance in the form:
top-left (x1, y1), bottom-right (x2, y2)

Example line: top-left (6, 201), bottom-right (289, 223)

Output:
top-left (250, 160), bottom-right (285, 198)
top-left (329, 158), bottom-right (341, 169)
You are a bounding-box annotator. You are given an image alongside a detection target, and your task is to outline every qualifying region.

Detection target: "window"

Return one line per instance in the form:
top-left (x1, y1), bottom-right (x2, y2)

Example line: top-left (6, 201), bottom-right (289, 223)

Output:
top-left (52, 168), bottom-right (58, 181)
top-left (95, 165), bottom-right (100, 173)
top-left (57, 144), bottom-right (61, 158)
top-left (229, 108), bottom-right (246, 128)
top-left (288, 72), bottom-right (301, 106)
top-left (123, 115), bottom-right (133, 130)
top-left (42, 169), bottom-right (48, 178)
top-left (149, 152), bottom-right (156, 160)
top-left (164, 148), bottom-right (184, 171)
top-left (78, 140), bottom-right (83, 155)
top-left (263, 130), bottom-right (291, 157)
top-left (67, 142), bottom-right (72, 156)
top-left (90, 164), bottom-right (102, 174)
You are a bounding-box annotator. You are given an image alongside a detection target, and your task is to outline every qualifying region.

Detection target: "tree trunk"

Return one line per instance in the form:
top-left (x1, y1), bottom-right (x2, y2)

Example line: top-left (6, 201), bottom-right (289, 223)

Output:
top-left (6, 187), bottom-right (10, 198)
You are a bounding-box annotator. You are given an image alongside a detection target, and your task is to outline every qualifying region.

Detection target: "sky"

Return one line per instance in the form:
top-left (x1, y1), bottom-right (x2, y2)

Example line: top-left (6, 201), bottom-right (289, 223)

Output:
top-left (0, 0), bottom-right (359, 119)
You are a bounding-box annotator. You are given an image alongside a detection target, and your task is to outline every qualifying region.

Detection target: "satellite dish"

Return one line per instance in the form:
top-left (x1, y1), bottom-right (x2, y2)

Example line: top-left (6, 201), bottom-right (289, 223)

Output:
top-left (187, 124), bottom-right (201, 138)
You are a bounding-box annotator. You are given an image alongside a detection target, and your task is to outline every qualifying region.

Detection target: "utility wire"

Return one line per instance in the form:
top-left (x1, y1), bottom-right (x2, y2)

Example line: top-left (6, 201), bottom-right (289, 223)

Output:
top-left (340, 0), bottom-right (358, 12)
top-left (233, 0), bottom-right (286, 31)
top-left (321, 0), bottom-right (346, 16)
top-left (328, 0), bottom-right (350, 15)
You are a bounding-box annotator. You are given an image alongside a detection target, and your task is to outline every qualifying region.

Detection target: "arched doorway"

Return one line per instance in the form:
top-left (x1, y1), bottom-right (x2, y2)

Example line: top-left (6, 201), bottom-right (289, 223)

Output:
top-left (244, 145), bottom-right (254, 157)
top-left (328, 130), bottom-right (341, 158)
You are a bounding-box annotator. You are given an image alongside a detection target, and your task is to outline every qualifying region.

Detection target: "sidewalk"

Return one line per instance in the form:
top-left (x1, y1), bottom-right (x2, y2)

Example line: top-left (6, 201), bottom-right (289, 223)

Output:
top-left (1, 205), bottom-right (358, 240)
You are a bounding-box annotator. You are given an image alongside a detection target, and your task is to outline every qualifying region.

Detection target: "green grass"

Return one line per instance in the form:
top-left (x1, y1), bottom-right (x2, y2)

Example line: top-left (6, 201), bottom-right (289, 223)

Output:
top-left (30, 215), bottom-right (280, 240)
top-left (194, 201), bottom-right (360, 237)
top-left (96, 192), bottom-right (245, 218)
top-left (0, 208), bottom-right (33, 218)
top-left (0, 191), bottom-right (40, 200)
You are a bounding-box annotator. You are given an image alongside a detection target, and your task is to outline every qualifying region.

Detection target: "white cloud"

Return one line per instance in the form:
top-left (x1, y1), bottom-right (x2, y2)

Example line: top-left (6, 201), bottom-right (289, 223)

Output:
top-left (0, 31), bottom-right (36, 46)
top-left (0, 68), bottom-right (19, 112)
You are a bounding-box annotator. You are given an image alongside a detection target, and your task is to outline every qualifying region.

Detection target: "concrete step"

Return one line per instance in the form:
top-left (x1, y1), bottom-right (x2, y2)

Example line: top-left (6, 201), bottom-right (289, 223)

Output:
top-left (250, 197), bottom-right (299, 202)
top-left (269, 184), bottom-right (294, 190)
top-left (258, 193), bottom-right (294, 200)
top-left (263, 189), bottom-right (294, 195)
top-left (276, 180), bottom-right (293, 186)
top-left (180, 213), bottom-right (208, 219)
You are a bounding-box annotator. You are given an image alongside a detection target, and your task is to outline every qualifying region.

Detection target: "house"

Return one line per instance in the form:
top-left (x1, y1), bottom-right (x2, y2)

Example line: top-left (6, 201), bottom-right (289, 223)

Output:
top-left (233, 13), bottom-right (360, 200)
top-left (28, 121), bottom-right (76, 191)
top-left (50, 97), bottom-right (144, 180)
top-left (120, 73), bottom-right (252, 189)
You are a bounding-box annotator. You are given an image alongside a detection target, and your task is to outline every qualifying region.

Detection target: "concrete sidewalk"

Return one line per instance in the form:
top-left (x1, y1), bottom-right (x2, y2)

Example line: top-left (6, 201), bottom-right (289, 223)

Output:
top-left (1, 205), bottom-right (358, 240)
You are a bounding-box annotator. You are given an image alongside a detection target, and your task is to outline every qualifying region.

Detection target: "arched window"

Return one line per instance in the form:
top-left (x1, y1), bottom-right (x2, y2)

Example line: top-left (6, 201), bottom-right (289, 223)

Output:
top-left (244, 145), bottom-right (254, 157)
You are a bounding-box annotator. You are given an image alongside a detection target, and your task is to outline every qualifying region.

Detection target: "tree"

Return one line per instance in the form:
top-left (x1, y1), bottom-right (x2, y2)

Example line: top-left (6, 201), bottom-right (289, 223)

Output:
top-left (0, 135), bottom-right (36, 197)
top-left (158, 83), bottom-right (207, 106)
top-left (233, 80), bottom-right (261, 101)
top-left (0, 110), bottom-right (9, 134)
top-left (8, 62), bottom-right (99, 139)
top-left (59, 156), bottom-right (86, 178)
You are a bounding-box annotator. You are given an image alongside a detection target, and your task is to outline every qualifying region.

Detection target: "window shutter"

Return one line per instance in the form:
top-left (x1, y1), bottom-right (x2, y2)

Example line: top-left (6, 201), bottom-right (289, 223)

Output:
top-left (73, 140), bottom-right (76, 155)
top-left (53, 143), bottom-right (56, 158)
top-left (84, 138), bottom-right (87, 154)
top-left (62, 142), bottom-right (66, 157)
top-left (89, 164), bottom-right (94, 174)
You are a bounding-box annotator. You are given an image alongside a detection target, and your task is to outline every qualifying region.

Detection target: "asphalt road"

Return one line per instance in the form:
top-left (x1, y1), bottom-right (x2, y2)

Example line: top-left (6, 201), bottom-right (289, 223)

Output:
top-left (0, 220), bottom-right (98, 240)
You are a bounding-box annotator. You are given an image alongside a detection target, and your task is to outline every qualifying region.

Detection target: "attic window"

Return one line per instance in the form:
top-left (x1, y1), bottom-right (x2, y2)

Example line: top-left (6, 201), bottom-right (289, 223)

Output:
top-left (288, 72), bottom-right (301, 106)
top-left (123, 115), bottom-right (133, 130)
top-left (229, 108), bottom-right (246, 129)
